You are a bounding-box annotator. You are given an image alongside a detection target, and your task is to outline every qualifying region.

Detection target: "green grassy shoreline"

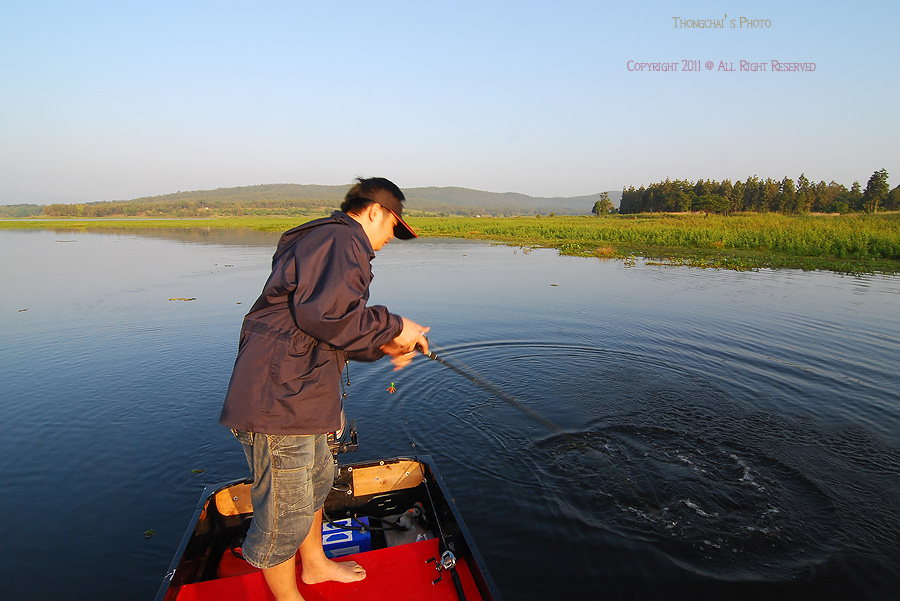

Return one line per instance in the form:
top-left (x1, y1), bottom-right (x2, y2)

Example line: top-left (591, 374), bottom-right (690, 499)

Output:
top-left (5, 213), bottom-right (900, 275)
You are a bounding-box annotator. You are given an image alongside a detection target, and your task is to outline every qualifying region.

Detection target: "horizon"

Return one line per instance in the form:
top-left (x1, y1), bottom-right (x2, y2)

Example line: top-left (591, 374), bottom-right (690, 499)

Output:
top-left (2, 1), bottom-right (897, 206)
top-left (3, 182), bottom-right (622, 207)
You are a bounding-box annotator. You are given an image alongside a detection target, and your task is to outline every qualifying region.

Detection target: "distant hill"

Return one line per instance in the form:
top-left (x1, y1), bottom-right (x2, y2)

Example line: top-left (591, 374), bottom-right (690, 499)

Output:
top-left (403, 186), bottom-right (618, 215)
top-left (123, 183), bottom-right (348, 205)
top-left (120, 184), bottom-right (619, 216)
top-left (4, 184), bottom-right (622, 218)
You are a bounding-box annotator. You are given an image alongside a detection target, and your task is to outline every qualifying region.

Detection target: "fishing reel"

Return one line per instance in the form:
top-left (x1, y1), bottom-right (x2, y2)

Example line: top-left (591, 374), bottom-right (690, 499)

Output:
top-left (327, 408), bottom-right (358, 456)
top-left (426, 549), bottom-right (458, 585)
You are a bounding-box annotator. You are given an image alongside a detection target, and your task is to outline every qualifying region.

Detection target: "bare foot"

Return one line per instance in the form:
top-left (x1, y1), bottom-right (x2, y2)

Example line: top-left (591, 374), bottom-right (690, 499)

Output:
top-left (300, 559), bottom-right (366, 585)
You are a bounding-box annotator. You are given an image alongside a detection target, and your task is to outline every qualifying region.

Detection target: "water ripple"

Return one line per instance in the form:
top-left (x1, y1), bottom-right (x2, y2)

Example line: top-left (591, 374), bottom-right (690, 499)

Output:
top-left (390, 340), bottom-right (900, 584)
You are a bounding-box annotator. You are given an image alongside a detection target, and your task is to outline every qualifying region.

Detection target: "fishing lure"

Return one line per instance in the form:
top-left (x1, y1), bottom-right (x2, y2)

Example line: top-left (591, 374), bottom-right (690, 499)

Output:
top-left (387, 382), bottom-right (397, 394)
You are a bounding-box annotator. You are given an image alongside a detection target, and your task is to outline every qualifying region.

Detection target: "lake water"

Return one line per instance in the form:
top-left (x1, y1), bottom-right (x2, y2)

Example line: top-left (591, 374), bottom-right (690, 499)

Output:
top-left (2, 228), bottom-right (899, 600)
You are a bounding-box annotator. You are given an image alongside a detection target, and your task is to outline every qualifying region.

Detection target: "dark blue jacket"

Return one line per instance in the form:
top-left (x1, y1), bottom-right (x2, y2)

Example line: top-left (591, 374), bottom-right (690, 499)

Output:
top-left (219, 212), bottom-right (402, 434)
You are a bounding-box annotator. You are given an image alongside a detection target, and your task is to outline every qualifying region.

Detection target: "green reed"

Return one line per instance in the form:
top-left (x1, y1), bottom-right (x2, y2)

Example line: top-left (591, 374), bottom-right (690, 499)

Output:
top-left (6, 213), bottom-right (900, 273)
top-left (408, 213), bottom-right (900, 272)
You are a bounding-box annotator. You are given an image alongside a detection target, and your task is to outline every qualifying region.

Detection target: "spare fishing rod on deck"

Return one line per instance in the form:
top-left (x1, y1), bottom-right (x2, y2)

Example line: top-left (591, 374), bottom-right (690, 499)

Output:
top-left (390, 340), bottom-right (468, 601)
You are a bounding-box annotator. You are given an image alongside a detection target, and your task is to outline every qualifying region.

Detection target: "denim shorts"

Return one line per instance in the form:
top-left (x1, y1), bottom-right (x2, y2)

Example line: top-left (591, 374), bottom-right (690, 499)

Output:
top-left (232, 430), bottom-right (334, 569)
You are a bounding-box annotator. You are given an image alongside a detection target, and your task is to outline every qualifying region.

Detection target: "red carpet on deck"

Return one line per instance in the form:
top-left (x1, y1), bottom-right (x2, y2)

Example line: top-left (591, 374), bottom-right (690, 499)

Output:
top-left (176, 538), bottom-right (484, 601)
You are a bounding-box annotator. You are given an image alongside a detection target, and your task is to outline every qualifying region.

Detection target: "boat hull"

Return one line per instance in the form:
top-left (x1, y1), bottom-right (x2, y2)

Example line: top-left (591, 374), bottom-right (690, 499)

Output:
top-left (155, 456), bottom-right (501, 601)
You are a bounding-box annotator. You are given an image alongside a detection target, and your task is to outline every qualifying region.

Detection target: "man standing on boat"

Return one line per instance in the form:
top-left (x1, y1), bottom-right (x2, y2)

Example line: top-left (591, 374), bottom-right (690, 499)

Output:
top-left (219, 177), bottom-right (429, 601)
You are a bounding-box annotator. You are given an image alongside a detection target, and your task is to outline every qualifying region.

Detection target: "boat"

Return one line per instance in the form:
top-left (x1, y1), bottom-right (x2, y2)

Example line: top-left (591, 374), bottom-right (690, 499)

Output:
top-left (155, 422), bottom-right (502, 601)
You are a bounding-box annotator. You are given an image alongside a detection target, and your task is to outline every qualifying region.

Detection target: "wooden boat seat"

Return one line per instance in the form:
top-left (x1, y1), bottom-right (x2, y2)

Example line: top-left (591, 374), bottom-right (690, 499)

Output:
top-left (175, 538), bottom-right (485, 601)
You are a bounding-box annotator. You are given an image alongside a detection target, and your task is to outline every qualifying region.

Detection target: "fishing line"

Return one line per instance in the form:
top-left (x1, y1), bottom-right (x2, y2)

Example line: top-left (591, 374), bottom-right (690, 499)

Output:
top-left (418, 342), bottom-right (661, 514)
top-left (420, 343), bottom-right (564, 435)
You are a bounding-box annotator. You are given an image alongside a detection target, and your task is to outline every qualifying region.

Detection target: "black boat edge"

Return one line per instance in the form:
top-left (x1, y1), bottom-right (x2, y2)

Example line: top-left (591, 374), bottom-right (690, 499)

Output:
top-left (155, 455), bottom-right (503, 601)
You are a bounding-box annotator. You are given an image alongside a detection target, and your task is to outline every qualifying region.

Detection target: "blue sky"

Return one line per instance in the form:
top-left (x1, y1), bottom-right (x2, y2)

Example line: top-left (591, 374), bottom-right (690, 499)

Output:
top-left (1, 0), bottom-right (897, 204)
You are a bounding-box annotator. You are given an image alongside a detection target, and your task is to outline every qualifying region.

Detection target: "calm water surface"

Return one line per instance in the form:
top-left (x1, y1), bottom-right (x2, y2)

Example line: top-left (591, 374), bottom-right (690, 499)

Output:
top-left (1, 228), bottom-right (899, 600)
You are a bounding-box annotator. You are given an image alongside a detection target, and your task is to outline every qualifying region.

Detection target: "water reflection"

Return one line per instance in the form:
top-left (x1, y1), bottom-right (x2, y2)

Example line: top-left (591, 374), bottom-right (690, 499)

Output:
top-left (1, 229), bottom-right (899, 601)
top-left (31, 225), bottom-right (283, 246)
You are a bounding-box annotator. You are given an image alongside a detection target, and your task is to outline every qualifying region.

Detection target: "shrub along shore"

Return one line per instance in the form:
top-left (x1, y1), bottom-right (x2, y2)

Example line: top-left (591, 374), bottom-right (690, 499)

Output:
top-left (4, 213), bottom-right (899, 274)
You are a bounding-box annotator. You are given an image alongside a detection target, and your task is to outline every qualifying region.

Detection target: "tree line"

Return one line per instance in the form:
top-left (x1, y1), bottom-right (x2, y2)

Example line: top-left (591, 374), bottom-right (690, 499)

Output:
top-left (40, 198), bottom-right (335, 218)
top-left (615, 170), bottom-right (896, 215)
top-left (0, 204), bottom-right (43, 218)
top-left (38, 197), bottom-right (544, 219)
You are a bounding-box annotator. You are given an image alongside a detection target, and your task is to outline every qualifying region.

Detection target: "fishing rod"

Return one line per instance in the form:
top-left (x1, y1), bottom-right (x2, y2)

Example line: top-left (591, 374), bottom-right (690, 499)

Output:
top-left (415, 341), bottom-right (658, 510)
top-left (417, 342), bottom-right (563, 435)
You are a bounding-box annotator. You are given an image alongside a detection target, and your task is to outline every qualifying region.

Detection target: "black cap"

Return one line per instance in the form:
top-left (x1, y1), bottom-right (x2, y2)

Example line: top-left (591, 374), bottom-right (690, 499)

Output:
top-left (357, 189), bottom-right (417, 239)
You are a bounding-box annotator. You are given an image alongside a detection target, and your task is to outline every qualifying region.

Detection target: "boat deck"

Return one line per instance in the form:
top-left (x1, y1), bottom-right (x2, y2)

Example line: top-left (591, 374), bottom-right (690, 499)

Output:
top-left (174, 537), bottom-right (485, 601)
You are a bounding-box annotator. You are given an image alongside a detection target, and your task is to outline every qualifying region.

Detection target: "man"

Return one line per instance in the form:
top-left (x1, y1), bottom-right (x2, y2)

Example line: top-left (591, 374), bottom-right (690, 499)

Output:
top-left (219, 177), bottom-right (429, 601)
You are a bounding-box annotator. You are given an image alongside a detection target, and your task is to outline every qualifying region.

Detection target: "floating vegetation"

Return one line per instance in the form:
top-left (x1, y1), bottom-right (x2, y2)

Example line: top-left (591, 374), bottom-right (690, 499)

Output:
top-left (143, 529), bottom-right (156, 540)
top-left (646, 257), bottom-right (756, 271)
top-left (190, 468), bottom-right (206, 474)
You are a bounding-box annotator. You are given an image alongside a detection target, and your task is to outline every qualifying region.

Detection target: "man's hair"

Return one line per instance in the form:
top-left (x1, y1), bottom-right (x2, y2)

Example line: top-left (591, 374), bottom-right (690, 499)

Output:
top-left (341, 177), bottom-right (405, 214)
